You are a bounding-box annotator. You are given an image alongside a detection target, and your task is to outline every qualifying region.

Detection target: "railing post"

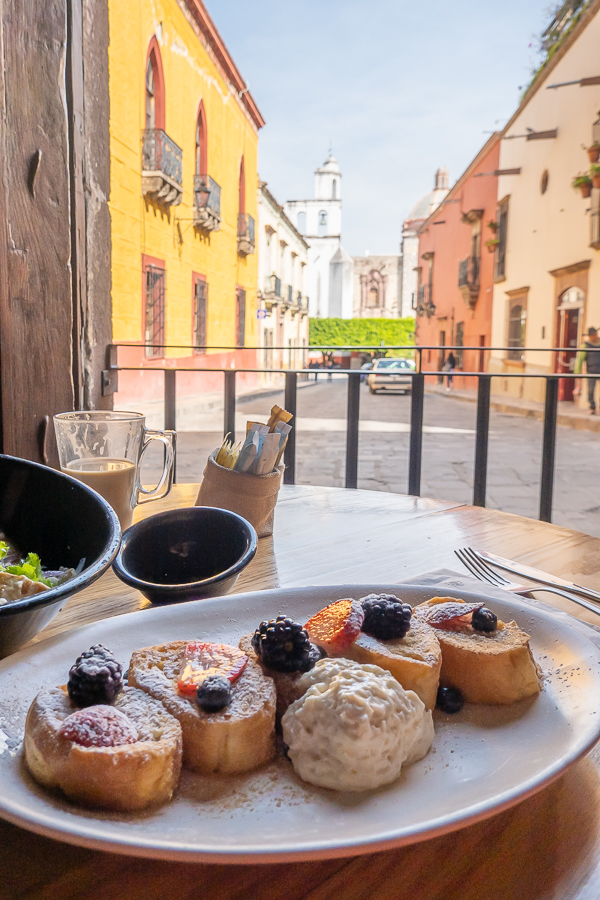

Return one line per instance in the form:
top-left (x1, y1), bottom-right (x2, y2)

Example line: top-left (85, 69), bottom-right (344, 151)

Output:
top-left (224, 370), bottom-right (236, 440)
top-left (164, 369), bottom-right (177, 483)
top-left (408, 372), bottom-right (424, 496)
top-left (345, 372), bottom-right (361, 489)
top-left (283, 371), bottom-right (297, 484)
top-left (473, 374), bottom-right (491, 507)
top-left (540, 376), bottom-right (559, 522)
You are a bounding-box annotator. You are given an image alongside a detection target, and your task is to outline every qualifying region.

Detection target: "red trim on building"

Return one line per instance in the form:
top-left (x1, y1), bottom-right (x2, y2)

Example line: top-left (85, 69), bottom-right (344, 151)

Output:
top-left (146, 37), bottom-right (165, 131)
top-left (195, 99), bottom-right (207, 173)
top-left (182, 0), bottom-right (265, 130)
top-left (238, 156), bottom-right (245, 215)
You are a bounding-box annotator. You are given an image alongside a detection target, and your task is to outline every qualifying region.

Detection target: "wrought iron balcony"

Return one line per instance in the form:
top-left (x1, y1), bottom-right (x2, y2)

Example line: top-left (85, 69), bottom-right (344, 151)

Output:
top-left (142, 129), bottom-right (183, 207)
top-left (193, 174), bottom-right (221, 233)
top-left (262, 274), bottom-right (282, 307)
top-left (458, 255), bottom-right (480, 309)
top-left (237, 213), bottom-right (255, 255)
top-left (416, 284), bottom-right (435, 318)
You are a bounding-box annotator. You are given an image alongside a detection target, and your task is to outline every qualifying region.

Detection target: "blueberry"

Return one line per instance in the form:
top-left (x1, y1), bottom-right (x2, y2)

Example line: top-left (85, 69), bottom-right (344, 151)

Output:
top-left (196, 675), bottom-right (232, 712)
top-left (472, 607), bottom-right (498, 633)
top-left (436, 686), bottom-right (464, 714)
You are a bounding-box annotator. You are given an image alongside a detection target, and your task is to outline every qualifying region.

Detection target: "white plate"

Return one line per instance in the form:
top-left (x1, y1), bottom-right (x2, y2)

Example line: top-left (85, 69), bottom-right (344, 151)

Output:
top-left (0, 584), bottom-right (600, 863)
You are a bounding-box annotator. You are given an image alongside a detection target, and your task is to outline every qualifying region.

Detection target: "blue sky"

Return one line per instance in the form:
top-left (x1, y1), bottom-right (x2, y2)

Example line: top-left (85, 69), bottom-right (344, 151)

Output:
top-left (210, 0), bottom-right (550, 256)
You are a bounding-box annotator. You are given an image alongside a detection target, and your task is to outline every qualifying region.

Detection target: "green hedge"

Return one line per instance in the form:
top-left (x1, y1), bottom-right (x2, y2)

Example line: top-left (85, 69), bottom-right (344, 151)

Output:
top-left (309, 317), bottom-right (415, 351)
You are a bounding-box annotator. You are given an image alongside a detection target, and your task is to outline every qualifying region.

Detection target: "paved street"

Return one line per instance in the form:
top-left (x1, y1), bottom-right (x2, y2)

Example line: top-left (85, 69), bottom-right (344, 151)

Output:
top-left (141, 378), bottom-right (600, 537)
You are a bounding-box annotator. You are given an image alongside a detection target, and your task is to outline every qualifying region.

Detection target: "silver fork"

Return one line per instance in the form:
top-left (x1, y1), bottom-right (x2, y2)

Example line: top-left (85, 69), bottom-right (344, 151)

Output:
top-left (455, 547), bottom-right (600, 618)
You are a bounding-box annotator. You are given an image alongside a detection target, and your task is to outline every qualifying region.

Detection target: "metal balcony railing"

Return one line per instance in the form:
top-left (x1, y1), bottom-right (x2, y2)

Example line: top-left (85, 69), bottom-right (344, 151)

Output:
top-left (105, 342), bottom-right (595, 525)
top-left (458, 255), bottom-right (480, 289)
top-left (237, 213), bottom-right (255, 243)
top-left (264, 274), bottom-right (282, 297)
top-left (194, 174), bottom-right (221, 217)
top-left (416, 284), bottom-right (435, 317)
top-left (142, 129), bottom-right (183, 185)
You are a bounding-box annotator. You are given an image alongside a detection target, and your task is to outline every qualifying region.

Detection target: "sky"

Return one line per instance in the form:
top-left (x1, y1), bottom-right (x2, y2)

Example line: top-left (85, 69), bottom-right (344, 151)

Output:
top-left (210, 0), bottom-right (550, 256)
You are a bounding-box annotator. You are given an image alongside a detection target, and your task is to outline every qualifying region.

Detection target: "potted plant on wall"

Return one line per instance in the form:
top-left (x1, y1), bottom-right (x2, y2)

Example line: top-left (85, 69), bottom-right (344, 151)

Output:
top-left (484, 237), bottom-right (500, 253)
top-left (587, 142), bottom-right (600, 163)
top-left (590, 164), bottom-right (600, 188)
top-left (487, 220), bottom-right (498, 233)
top-left (573, 174), bottom-right (593, 197)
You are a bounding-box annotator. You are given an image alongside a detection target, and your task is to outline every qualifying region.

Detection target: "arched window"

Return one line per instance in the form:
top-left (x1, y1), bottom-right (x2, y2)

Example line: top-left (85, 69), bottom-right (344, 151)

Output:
top-left (195, 102), bottom-right (207, 175)
top-left (145, 38), bottom-right (165, 131)
top-left (297, 211), bottom-right (306, 234)
top-left (332, 179), bottom-right (337, 199)
top-left (318, 210), bottom-right (327, 237)
top-left (238, 157), bottom-right (246, 215)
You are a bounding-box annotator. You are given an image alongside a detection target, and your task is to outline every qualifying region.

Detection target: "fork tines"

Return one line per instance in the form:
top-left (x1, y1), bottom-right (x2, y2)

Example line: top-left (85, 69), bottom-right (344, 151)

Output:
top-left (454, 548), bottom-right (510, 587)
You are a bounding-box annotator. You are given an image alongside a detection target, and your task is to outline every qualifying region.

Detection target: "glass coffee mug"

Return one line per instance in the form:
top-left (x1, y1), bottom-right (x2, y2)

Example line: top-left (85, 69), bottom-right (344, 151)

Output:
top-left (54, 411), bottom-right (176, 530)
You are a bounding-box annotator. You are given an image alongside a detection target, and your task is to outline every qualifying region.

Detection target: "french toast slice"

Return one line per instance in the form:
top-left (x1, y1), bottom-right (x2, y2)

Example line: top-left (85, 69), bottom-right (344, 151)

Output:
top-left (24, 685), bottom-right (182, 811)
top-left (239, 633), bottom-right (307, 720)
top-left (415, 596), bottom-right (541, 705)
top-left (128, 641), bottom-right (276, 775)
top-left (328, 616), bottom-right (442, 710)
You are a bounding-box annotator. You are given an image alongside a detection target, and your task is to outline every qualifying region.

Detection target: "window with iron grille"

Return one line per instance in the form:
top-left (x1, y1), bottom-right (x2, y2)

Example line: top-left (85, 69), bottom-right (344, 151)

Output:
top-left (508, 300), bottom-right (527, 361)
top-left (236, 287), bottom-right (246, 348)
top-left (193, 277), bottom-right (207, 353)
top-left (494, 200), bottom-right (508, 281)
top-left (144, 264), bottom-right (166, 358)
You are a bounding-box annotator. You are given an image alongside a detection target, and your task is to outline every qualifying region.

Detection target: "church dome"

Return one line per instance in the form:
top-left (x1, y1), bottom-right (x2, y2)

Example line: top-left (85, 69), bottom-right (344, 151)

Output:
top-left (406, 167), bottom-right (450, 223)
top-left (316, 153), bottom-right (340, 176)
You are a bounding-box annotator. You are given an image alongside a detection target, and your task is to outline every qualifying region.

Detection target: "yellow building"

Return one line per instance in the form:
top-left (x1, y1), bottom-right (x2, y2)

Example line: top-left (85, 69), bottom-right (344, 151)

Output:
top-left (108, 0), bottom-right (263, 406)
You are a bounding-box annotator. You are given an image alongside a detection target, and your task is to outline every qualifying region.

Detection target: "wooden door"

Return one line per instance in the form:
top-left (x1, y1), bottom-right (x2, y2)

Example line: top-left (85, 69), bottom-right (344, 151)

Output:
top-left (557, 308), bottom-right (580, 401)
top-left (0, 0), bottom-right (111, 463)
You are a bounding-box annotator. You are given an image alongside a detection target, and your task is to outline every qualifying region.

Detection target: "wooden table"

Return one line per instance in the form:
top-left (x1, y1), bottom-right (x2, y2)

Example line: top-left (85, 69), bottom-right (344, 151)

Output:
top-left (5, 484), bottom-right (600, 900)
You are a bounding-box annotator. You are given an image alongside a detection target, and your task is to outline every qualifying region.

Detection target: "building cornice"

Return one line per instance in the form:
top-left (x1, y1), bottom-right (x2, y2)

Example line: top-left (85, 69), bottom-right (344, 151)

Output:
top-left (549, 259), bottom-right (592, 277)
top-left (181, 0), bottom-right (265, 130)
top-left (502, 0), bottom-right (600, 135)
top-left (416, 132), bottom-right (501, 235)
top-left (259, 181), bottom-right (309, 249)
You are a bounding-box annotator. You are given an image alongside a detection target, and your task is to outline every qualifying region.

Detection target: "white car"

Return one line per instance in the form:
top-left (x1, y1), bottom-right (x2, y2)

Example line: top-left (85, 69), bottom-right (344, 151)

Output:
top-left (366, 358), bottom-right (414, 394)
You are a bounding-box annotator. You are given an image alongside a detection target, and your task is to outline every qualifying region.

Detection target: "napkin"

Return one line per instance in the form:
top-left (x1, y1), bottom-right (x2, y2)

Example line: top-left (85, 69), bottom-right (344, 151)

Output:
top-left (399, 568), bottom-right (600, 650)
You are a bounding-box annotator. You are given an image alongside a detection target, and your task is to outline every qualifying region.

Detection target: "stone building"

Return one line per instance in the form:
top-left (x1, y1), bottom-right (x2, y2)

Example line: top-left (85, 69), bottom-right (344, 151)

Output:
top-left (257, 182), bottom-right (309, 371)
top-left (399, 168), bottom-right (450, 318)
top-left (352, 255), bottom-right (402, 318)
top-left (284, 154), bottom-right (353, 318)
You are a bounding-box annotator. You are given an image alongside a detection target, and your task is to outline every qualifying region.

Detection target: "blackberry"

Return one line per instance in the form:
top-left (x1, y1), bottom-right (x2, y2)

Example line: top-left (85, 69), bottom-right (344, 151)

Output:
top-left (360, 594), bottom-right (412, 640)
top-left (436, 686), bottom-right (464, 714)
top-left (471, 607), bottom-right (498, 633)
top-left (252, 615), bottom-right (318, 673)
top-left (67, 644), bottom-right (124, 708)
top-left (197, 675), bottom-right (232, 713)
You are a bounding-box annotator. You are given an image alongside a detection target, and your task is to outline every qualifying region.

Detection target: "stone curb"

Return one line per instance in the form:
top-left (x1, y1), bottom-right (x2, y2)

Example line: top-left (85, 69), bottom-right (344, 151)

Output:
top-left (425, 387), bottom-right (600, 433)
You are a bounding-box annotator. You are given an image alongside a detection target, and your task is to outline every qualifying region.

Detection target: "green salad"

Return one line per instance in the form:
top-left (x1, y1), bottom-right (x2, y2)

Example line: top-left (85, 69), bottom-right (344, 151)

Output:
top-left (0, 540), bottom-right (79, 589)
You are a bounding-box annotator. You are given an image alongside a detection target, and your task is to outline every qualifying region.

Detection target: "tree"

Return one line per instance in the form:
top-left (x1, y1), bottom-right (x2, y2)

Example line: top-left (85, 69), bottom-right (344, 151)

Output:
top-left (309, 318), bottom-right (415, 355)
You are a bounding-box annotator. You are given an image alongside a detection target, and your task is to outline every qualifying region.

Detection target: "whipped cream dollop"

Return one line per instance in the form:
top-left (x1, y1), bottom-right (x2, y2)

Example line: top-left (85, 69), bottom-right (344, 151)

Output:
top-left (281, 658), bottom-right (434, 791)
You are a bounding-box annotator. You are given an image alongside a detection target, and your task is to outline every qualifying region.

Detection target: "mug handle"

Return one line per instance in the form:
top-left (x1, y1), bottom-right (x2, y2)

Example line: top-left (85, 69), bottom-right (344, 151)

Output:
top-left (136, 430), bottom-right (176, 505)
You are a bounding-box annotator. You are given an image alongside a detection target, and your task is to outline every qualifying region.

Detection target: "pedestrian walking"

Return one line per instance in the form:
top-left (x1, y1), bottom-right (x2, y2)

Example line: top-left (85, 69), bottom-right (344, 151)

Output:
top-left (443, 351), bottom-right (456, 391)
top-left (327, 358), bottom-right (334, 381)
top-left (575, 327), bottom-right (600, 413)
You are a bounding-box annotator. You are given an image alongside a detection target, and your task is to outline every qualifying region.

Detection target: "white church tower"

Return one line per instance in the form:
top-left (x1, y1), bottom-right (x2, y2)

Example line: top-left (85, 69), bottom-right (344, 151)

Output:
top-left (285, 154), bottom-right (353, 318)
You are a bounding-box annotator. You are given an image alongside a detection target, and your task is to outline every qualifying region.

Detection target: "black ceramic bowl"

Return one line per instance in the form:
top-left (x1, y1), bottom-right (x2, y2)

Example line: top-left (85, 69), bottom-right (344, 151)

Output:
top-left (0, 454), bottom-right (121, 657)
top-left (112, 507), bottom-right (258, 604)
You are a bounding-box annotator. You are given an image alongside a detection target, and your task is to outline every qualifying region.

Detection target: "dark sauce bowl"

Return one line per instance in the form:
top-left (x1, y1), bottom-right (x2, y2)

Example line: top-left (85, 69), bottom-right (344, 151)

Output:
top-left (0, 454), bottom-right (121, 658)
top-left (112, 507), bottom-right (258, 604)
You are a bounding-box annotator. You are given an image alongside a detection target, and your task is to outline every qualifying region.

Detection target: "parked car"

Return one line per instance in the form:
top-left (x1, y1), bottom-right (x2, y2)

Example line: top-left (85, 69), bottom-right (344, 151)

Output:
top-left (359, 361), bottom-right (373, 382)
top-left (366, 358), bottom-right (414, 394)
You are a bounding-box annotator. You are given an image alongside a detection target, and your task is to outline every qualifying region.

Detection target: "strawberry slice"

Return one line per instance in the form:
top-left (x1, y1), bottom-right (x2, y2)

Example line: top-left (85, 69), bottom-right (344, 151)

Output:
top-left (177, 641), bottom-right (248, 695)
top-left (419, 601), bottom-right (484, 630)
top-left (305, 599), bottom-right (364, 652)
top-left (59, 706), bottom-right (139, 747)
